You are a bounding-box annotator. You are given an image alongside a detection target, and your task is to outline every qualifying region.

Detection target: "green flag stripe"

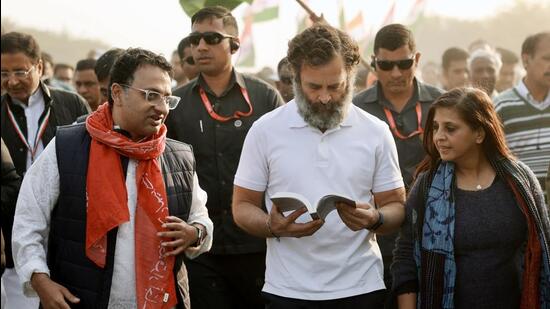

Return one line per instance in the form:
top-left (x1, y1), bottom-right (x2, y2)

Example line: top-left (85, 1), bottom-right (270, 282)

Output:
top-left (253, 6), bottom-right (278, 22)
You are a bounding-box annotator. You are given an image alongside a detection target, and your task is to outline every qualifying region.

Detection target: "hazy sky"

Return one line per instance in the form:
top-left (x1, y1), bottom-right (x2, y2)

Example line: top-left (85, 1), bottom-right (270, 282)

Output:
top-left (1, 0), bottom-right (546, 70)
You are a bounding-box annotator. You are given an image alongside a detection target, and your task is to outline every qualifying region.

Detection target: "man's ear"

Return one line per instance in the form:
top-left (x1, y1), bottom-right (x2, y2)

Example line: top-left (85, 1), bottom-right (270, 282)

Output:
top-left (36, 59), bottom-right (44, 77)
top-left (415, 52), bottom-right (422, 66)
top-left (111, 84), bottom-right (123, 105)
top-left (230, 38), bottom-right (240, 54)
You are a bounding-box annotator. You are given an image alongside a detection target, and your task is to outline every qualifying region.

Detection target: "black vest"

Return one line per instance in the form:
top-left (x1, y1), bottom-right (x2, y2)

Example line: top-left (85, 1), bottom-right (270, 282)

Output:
top-left (48, 123), bottom-right (195, 308)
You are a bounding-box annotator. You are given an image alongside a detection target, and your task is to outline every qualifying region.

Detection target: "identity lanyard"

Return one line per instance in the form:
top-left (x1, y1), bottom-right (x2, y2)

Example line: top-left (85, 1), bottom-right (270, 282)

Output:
top-left (383, 102), bottom-right (423, 140)
top-left (199, 86), bottom-right (253, 122)
top-left (6, 102), bottom-right (51, 162)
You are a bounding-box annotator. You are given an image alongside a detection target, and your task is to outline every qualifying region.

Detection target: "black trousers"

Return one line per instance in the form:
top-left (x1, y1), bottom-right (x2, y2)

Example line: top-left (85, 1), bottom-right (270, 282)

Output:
top-left (262, 289), bottom-right (386, 309)
top-left (186, 252), bottom-right (266, 309)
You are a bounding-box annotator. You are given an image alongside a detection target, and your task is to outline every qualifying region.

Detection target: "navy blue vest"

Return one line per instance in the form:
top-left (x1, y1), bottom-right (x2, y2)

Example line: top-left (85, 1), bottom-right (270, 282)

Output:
top-left (48, 123), bottom-right (194, 308)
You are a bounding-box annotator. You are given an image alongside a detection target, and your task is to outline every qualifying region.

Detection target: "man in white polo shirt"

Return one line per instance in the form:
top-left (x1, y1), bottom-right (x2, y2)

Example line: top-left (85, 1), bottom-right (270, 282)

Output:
top-left (232, 24), bottom-right (406, 308)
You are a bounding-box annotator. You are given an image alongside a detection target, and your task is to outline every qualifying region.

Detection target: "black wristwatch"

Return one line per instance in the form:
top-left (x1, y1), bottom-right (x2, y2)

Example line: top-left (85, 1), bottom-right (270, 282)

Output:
top-left (365, 210), bottom-right (384, 231)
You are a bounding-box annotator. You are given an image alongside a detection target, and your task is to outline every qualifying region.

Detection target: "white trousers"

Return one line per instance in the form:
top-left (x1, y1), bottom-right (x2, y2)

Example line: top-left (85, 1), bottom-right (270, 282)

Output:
top-left (1, 268), bottom-right (39, 309)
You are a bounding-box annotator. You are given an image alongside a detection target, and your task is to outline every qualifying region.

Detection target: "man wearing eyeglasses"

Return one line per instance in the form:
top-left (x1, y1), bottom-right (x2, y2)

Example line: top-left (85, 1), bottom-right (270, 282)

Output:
top-left (177, 36), bottom-right (200, 84)
top-left (165, 5), bottom-right (283, 309)
top-left (1, 31), bottom-right (88, 308)
top-left (12, 48), bottom-right (213, 309)
top-left (352, 24), bottom-right (443, 307)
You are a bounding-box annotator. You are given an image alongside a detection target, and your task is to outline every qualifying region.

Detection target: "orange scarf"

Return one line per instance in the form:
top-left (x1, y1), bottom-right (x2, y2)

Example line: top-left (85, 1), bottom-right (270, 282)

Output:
top-left (85, 104), bottom-right (177, 308)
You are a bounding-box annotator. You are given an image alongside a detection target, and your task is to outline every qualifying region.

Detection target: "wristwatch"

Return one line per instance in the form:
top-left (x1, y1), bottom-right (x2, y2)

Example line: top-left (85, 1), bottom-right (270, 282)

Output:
top-left (365, 209), bottom-right (384, 231)
top-left (192, 225), bottom-right (204, 247)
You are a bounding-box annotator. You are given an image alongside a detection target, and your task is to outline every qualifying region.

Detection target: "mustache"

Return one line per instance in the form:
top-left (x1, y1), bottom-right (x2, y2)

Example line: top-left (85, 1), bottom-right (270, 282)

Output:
top-left (293, 78), bottom-right (353, 130)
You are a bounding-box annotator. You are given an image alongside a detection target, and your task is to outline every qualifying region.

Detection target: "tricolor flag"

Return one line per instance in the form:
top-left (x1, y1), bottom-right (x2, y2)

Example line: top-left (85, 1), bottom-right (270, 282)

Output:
top-left (251, 0), bottom-right (279, 23)
top-left (346, 12), bottom-right (372, 58)
top-left (236, 9), bottom-right (255, 67)
top-left (382, 1), bottom-right (396, 26)
top-left (346, 12), bottom-right (367, 42)
top-left (406, 0), bottom-right (427, 25)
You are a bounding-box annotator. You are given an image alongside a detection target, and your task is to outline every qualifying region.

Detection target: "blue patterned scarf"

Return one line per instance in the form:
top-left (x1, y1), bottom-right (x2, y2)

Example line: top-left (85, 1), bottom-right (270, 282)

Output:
top-left (414, 161), bottom-right (456, 309)
top-left (414, 159), bottom-right (550, 309)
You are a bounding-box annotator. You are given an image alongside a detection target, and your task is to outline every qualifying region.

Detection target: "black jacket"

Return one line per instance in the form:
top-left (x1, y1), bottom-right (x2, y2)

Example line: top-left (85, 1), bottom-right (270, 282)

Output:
top-left (166, 71), bottom-right (282, 254)
top-left (1, 138), bottom-right (21, 271)
top-left (48, 123), bottom-right (195, 308)
top-left (1, 82), bottom-right (89, 176)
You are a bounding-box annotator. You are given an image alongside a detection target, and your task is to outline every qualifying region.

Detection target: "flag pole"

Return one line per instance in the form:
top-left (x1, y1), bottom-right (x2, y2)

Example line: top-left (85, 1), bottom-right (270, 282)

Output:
top-left (295, 0), bottom-right (326, 24)
top-left (294, 0), bottom-right (370, 69)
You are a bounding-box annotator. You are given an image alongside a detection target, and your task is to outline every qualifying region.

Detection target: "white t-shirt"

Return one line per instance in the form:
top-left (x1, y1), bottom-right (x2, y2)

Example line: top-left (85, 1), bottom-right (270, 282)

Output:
top-left (234, 100), bottom-right (404, 300)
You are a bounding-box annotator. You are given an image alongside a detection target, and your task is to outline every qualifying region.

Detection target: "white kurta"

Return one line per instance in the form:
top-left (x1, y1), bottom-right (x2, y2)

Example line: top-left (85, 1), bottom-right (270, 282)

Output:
top-left (12, 138), bottom-right (213, 307)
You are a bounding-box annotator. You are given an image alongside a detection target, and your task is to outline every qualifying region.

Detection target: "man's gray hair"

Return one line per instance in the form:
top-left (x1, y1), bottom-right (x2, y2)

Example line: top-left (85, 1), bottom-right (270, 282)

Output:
top-left (467, 48), bottom-right (503, 72)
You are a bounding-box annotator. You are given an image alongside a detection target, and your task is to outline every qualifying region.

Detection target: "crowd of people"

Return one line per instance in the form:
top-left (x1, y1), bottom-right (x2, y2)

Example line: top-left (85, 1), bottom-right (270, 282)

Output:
top-left (0, 4), bottom-right (549, 309)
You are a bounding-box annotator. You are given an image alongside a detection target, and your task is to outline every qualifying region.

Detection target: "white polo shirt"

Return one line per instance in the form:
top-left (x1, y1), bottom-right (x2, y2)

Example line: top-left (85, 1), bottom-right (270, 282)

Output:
top-left (234, 100), bottom-right (404, 300)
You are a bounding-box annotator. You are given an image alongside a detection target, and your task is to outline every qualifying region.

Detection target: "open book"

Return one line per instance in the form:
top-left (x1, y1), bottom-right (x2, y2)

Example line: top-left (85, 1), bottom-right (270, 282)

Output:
top-left (270, 192), bottom-right (356, 220)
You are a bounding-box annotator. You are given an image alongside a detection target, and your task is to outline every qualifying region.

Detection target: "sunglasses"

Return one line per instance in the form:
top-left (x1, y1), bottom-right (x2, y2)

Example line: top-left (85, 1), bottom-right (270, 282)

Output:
top-left (187, 31), bottom-right (236, 46)
top-left (184, 56), bottom-right (195, 65)
top-left (375, 57), bottom-right (415, 71)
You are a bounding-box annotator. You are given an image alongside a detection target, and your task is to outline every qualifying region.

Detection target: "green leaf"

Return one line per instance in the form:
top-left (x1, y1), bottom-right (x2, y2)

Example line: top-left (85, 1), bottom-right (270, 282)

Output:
top-left (179, 0), bottom-right (253, 17)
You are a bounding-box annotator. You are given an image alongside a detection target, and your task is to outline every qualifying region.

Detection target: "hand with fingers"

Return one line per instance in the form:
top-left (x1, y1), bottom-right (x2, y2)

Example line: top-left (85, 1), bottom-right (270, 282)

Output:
top-left (269, 204), bottom-right (324, 238)
top-left (335, 202), bottom-right (379, 231)
top-left (31, 273), bottom-right (80, 309)
top-left (157, 216), bottom-right (198, 257)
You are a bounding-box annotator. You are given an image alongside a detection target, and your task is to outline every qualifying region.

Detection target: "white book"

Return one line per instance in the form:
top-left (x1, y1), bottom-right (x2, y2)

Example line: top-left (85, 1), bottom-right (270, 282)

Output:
top-left (270, 192), bottom-right (356, 220)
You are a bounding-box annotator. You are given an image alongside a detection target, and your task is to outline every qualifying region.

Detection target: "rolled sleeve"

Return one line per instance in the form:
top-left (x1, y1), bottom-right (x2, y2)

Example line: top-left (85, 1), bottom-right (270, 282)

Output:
top-left (185, 172), bottom-right (213, 259)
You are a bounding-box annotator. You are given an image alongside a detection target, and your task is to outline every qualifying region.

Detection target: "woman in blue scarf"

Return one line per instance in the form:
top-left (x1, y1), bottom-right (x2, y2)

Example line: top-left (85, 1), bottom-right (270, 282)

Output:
top-left (392, 87), bottom-right (550, 309)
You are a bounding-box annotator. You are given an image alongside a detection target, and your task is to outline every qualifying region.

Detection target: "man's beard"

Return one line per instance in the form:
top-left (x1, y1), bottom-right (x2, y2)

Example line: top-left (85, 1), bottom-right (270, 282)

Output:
top-left (294, 78), bottom-right (353, 131)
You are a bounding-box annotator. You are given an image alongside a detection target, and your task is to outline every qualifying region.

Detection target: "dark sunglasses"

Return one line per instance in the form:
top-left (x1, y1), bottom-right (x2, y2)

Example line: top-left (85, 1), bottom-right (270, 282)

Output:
top-left (184, 56), bottom-right (195, 65)
top-left (375, 57), bottom-right (415, 71)
top-left (187, 31), bottom-right (235, 46)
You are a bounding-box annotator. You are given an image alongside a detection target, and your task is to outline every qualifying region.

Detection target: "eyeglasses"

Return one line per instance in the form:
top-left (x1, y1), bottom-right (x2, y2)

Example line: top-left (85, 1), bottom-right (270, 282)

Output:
top-left (375, 57), bottom-right (415, 71)
top-left (1, 66), bottom-right (35, 81)
top-left (119, 84), bottom-right (180, 110)
top-left (184, 56), bottom-right (195, 65)
top-left (187, 31), bottom-right (236, 46)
